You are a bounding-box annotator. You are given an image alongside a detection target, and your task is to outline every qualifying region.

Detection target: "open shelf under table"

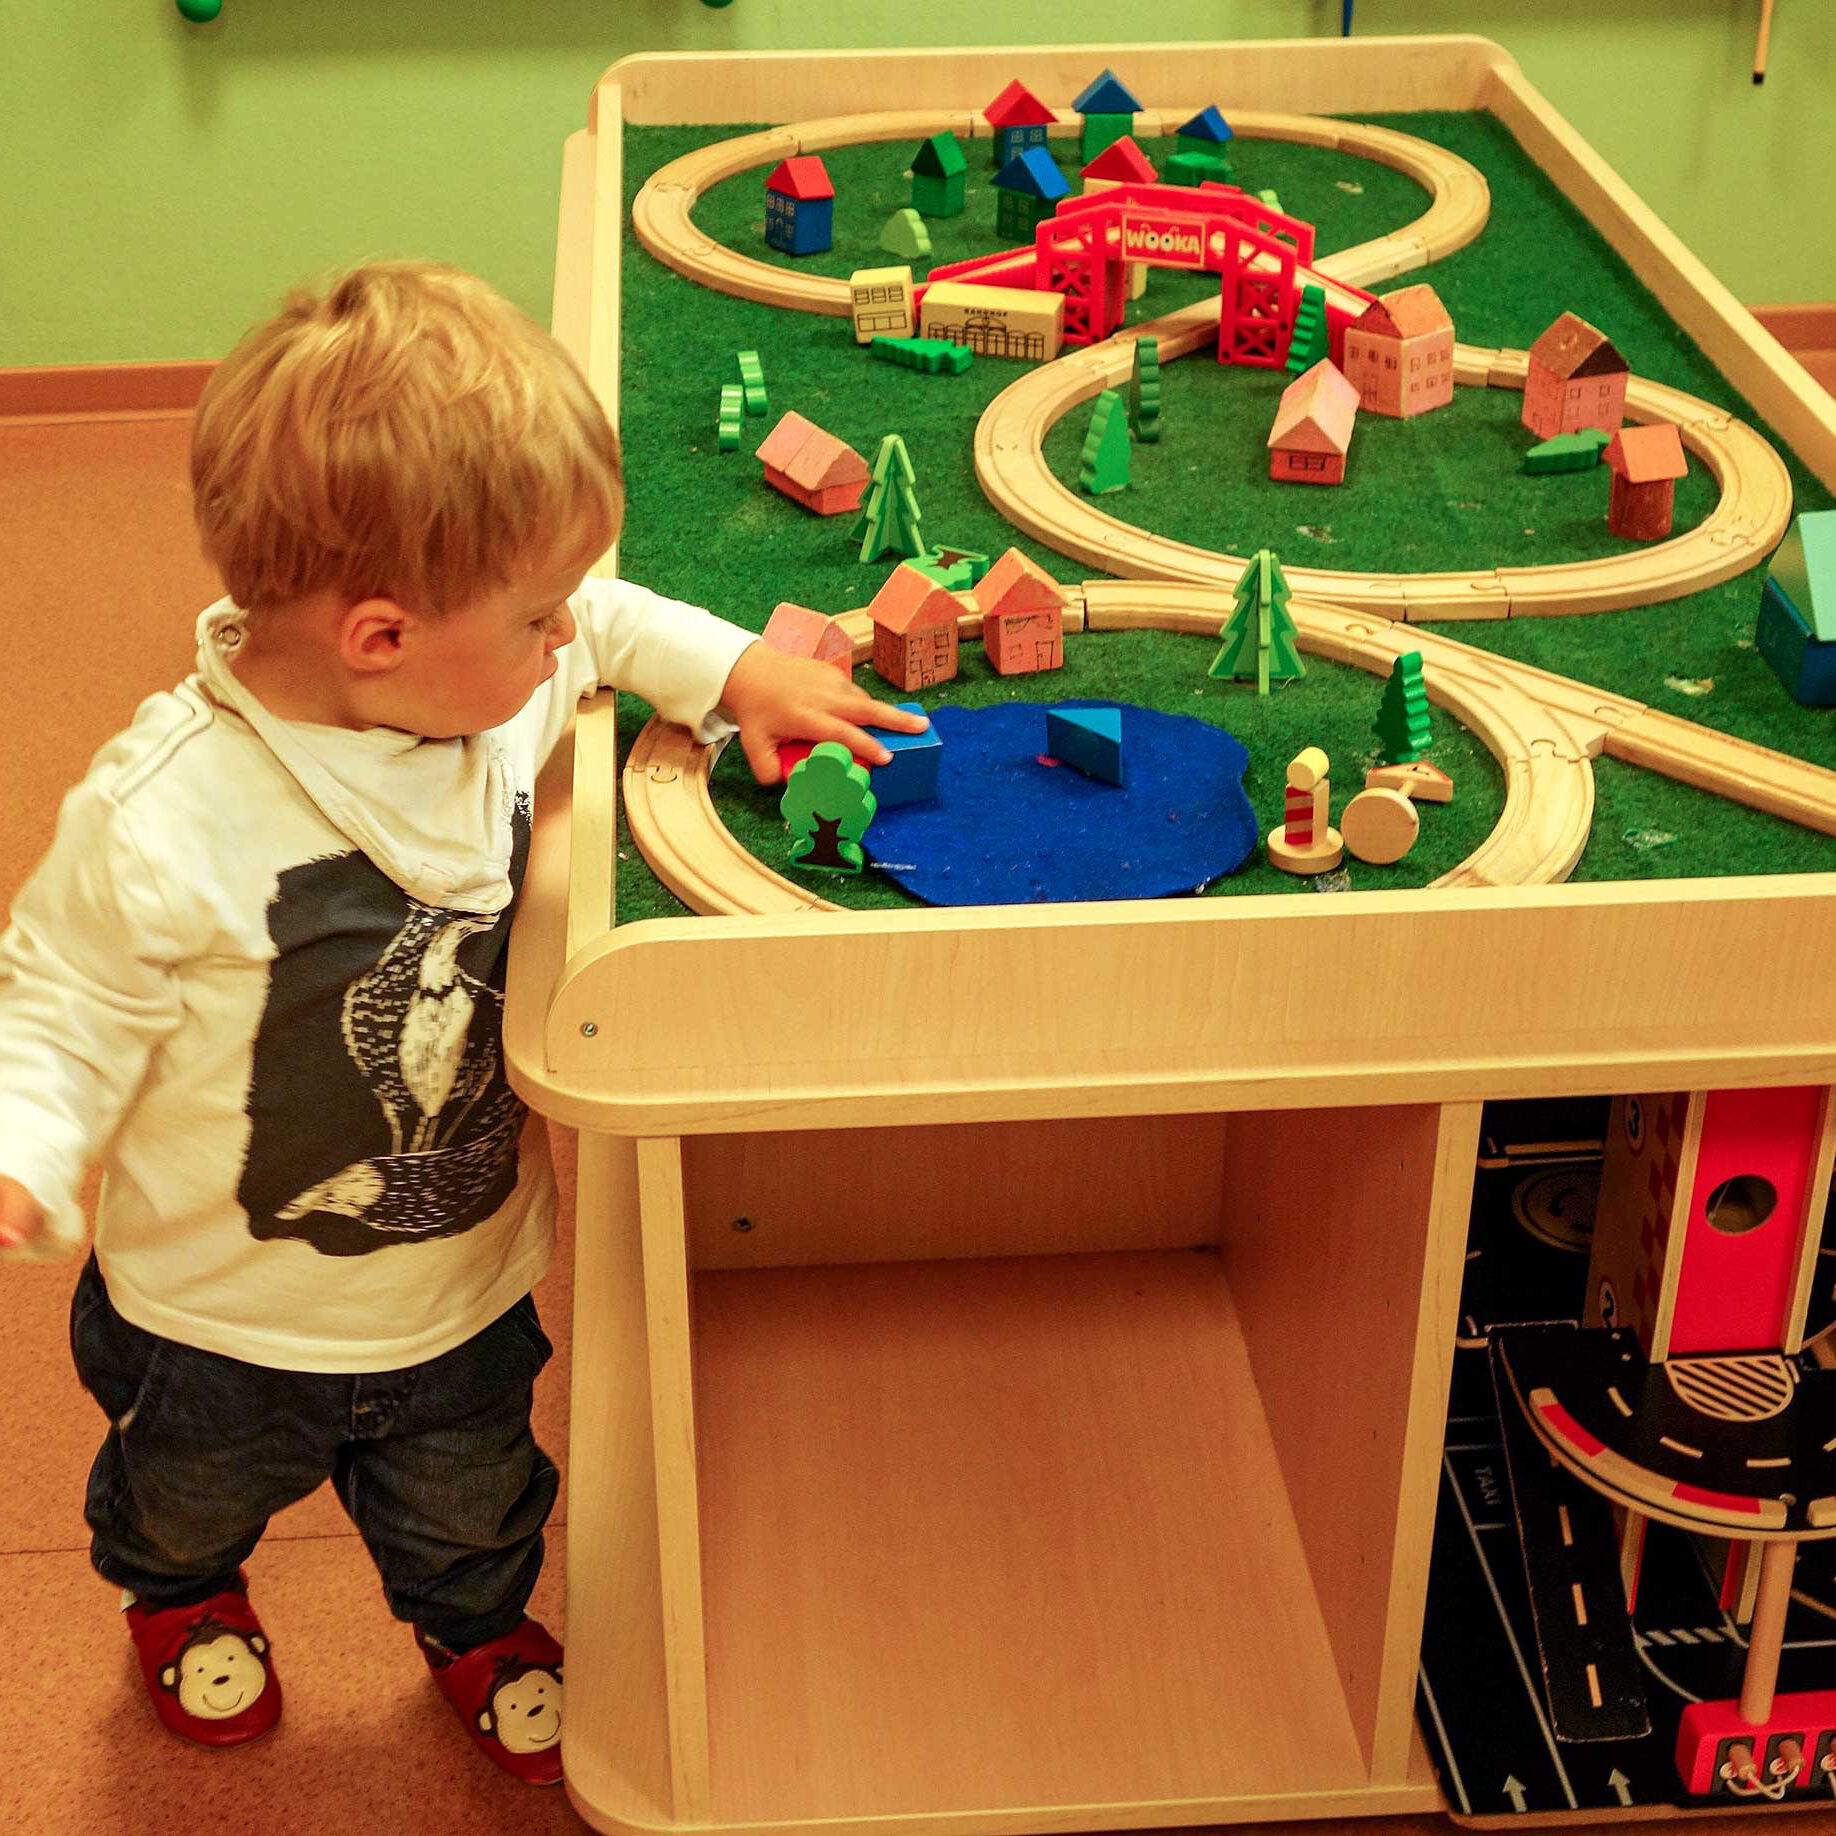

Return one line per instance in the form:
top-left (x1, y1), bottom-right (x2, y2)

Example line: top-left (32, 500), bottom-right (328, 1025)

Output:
top-left (691, 1247), bottom-right (1400, 1824)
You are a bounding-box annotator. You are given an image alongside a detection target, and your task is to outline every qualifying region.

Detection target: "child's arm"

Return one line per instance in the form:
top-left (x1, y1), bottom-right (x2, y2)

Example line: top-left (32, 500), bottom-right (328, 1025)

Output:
top-left (538, 577), bottom-right (925, 783)
top-left (0, 778), bottom-right (185, 1259)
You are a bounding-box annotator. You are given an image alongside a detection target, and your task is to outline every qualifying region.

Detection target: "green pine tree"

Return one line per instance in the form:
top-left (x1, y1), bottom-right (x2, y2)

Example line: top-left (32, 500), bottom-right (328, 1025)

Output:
top-left (1285, 284), bottom-right (1329, 377)
top-left (1374, 652), bottom-right (1434, 763)
top-left (850, 435), bottom-right (925, 564)
top-left (781, 744), bottom-right (878, 875)
top-left (1209, 550), bottom-right (1305, 696)
top-left (1078, 389), bottom-right (1131, 494)
top-left (1130, 338), bottom-right (1162, 444)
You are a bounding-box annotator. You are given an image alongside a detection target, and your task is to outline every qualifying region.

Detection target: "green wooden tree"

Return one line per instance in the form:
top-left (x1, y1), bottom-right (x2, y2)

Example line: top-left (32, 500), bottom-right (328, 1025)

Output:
top-left (1130, 337), bottom-right (1161, 444)
top-left (1078, 389), bottom-right (1131, 495)
top-left (1285, 283), bottom-right (1329, 377)
top-left (1374, 652), bottom-right (1434, 763)
top-left (850, 435), bottom-right (925, 564)
top-left (781, 743), bottom-right (878, 875)
top-left (1208, 550), bottom-right (1305, 696)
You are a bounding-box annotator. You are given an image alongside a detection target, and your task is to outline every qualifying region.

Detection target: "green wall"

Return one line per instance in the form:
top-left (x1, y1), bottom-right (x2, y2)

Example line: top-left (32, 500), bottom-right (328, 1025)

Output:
top-left (3, 0), bottom-right (1829, 367)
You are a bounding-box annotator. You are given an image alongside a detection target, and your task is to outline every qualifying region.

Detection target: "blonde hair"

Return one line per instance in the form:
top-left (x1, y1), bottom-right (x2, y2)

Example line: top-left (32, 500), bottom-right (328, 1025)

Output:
top-left (192, 260), bottom-right (621, 615)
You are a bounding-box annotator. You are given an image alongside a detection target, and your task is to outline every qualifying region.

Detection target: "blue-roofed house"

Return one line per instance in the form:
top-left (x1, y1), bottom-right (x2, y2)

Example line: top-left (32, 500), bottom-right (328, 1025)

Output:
top-left (992, 145), bottom-right (1069, 240)
top-left (1072, 68), bottom-right (1142, 164)
top-left (1758, 509), bottom-right (1836, 705)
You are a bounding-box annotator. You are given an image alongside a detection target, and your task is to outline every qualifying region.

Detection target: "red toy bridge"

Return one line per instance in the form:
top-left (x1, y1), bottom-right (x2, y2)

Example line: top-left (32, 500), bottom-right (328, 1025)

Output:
top-left (918, 181), bottom-right (1376, 364)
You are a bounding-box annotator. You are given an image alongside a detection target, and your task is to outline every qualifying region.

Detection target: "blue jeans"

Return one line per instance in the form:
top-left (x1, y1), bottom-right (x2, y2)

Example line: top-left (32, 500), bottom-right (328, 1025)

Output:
top-left (69, 1256), bottom-right (558, 1652)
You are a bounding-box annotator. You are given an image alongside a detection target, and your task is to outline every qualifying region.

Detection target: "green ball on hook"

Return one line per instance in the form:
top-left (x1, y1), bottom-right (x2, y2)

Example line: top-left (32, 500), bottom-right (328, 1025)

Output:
top-left (177, 0), bottom-right (224, 20)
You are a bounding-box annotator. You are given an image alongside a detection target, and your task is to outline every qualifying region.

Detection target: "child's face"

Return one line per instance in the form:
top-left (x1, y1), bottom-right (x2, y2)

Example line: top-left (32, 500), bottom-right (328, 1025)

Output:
top-left (394, 552), bottom-right (585, 739)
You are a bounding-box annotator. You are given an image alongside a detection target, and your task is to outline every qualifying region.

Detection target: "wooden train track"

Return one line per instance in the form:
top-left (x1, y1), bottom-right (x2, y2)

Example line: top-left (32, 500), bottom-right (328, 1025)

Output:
top-left (623, 595), bottom-right (1601, 916)
top-left (631, 108), bottom-right (1492, 315)
top-left (975, 332), bottom-right (1791, 619)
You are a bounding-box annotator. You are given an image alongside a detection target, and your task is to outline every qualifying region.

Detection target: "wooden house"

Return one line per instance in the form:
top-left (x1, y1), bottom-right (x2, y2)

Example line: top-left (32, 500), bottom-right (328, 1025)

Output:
top-left (762, 602), bottom-right (856, 677)
top-left (1267, 360), bottom-right (1359, 486)
top-left (869, 563), bottom-right (961, 691)
top-left (1072, 69), bottom-right (1141, 165)
top-left (1603, 422), bottom-right (1686, 540)
top-left (983, 80), bottom-right (1055, 168)
top-left (919, 281), bottom-right (1064, 363)
top-left (973, 547), bottom-right (1065, 676)
top-left (763, 156), bottom-right (835, 256)
top-left (848, 266), bottom-right (915, 343)
top-left (756, 412), bottom-right (869, 516)
top-left (1175, 105), bottom-right (1235, 163)
top-left (1341, 284), bottom-right (1455, 418)
top-left (1757, 508), bottom-right (1836, 705)
top-left (992, 146), bottom-right (1068, 241)
top-left (1080, 136), bottom-right (1156, 194)
top-left (1522, 311), bottom-right (1628, 439)
top-left (909, 132), bottom-right (967, 219)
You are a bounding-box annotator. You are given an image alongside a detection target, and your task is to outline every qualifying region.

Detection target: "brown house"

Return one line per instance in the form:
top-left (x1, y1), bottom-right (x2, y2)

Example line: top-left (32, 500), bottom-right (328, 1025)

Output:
top-left (1341, 284), bottom-right (1454, 418)
top-left (756, 412), bottom-right (870, 516)
top-left (972, 548), bottom-right (1065, 675)
top-left (1521, 312), bottom-right (1628, 440)
top-left (868, 564), bottom-right (961, 690)
top-left (1604, 423), bottom-right (1687, 540)
top-left (1267, 360), bottom-right (1359, 486)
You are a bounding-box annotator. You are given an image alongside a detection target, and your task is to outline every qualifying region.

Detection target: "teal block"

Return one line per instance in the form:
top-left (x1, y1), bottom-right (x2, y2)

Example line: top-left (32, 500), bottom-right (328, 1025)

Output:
top-left (1757, 576), bottom-right (1836, 706)
top-left (1046, 706), bottom-right (1123, 786)
top-left (863, 703), bottom-right (941, 806)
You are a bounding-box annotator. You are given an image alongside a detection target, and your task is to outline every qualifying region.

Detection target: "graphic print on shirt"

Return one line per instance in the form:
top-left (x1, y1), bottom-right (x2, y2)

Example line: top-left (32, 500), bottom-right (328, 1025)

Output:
top-left (237, 795), bottom-right (531, 1256)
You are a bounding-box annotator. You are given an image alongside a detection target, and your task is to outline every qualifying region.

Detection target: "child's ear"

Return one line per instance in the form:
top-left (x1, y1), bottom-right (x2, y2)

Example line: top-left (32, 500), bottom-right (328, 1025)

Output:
top-left (342, 598), bottom-right (410, 673)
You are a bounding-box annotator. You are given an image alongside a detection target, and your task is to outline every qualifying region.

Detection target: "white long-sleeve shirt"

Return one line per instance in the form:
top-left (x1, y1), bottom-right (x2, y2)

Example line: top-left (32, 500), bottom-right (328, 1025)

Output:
top-left (0, 579), bottom-right (755, 1372)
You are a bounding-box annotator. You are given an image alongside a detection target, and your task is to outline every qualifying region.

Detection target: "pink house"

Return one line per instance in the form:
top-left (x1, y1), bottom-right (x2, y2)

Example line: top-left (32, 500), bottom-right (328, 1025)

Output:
top-left (1341, 284), bottom-right (1454, 419)
top-left (1267, 360), bottom-right (1359, 486)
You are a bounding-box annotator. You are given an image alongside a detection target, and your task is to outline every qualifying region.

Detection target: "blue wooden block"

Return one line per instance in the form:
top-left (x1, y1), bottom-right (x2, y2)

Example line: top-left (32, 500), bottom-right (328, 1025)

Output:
top-left (1046, 705), bottom-right (1123, 786)
top-left (765, 196), bottom-right (833, 256)
top-left (1757, 576), bottom-right (1836, 707)
top-left (864, 702), bottom-right (941, 806)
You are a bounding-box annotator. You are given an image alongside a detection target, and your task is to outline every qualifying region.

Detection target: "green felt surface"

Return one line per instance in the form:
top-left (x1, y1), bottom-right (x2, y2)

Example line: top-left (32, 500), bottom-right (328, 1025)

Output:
top-left (612, 113), bottom-right (1836, 924)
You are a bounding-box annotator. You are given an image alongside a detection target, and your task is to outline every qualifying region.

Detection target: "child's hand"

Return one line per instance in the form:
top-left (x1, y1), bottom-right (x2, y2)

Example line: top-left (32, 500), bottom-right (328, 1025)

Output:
top-left (0, 1177), bottom-right (46, 1251)
top-left (721, 643), bottom-right (929, 786)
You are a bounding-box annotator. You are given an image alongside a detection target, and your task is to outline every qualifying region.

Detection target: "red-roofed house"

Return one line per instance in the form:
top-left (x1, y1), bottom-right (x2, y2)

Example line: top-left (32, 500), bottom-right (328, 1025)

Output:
top-left (1604, 423), bottom-right (1687, 540)
top-left (756, 412), bottom-right (869, 516)
top-left (764, 156), bottom-right (835, 256)
top-left (1080, 135), bottom-right (1156, 193)
top-left (984, 80), bottom-right (1055, 167)
top-left (762, 602), bottom-right (855, 675)
top-left (973, 547), bottom-right (1065, 675)
top-left (869, 564), bottom-right (961, 690)
top-left (1341, 284), bottom-right (1455, 418)
top-left (1522, 311), bottom-right (1628, 439)
top-left (1267, 360), bottom-right (1360, 485)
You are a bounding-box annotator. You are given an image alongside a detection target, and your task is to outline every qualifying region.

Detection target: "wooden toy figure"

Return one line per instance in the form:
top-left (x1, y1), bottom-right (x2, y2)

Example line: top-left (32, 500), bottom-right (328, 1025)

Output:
top-left (1267, 747), bottom-right (1342, 874)
top-left (781, 743), bottom-right (877, 875)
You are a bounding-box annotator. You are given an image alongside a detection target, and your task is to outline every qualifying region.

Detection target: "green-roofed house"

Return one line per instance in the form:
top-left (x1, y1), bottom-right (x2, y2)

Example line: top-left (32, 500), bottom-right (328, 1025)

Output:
top-left (1757, 509), bottom-right (1836, 705)
top-left (909, 132), bottom-right (967, 219)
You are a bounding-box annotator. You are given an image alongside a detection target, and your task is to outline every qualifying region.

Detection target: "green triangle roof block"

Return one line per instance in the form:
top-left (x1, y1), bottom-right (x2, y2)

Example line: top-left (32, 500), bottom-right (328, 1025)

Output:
top-left (911, 132), bottom-right (967, 178)
top-left (1769, 509), bottom-right (1836, 643)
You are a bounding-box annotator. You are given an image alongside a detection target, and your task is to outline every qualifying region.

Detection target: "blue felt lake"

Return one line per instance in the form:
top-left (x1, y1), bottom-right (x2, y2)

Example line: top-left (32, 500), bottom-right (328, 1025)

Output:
top-left (866, 701), bottom-right (1257, 906)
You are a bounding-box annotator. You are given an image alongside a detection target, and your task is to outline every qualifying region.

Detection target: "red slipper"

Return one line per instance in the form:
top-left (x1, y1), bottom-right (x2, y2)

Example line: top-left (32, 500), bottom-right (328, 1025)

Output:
top-left (418, 1618), bottom-right (564, 1784)
top-left (123, 1575), bottom-right (282, 1748)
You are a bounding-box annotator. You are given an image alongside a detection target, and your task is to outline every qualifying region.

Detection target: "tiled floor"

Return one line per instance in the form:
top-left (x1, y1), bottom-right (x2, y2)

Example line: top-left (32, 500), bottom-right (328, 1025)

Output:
top-left (6, 392), bottom-right (1826, 1836)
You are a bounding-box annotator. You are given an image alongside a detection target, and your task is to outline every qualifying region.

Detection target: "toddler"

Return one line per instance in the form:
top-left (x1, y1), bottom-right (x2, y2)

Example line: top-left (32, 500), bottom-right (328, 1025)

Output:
top-left (0, 260), bottom-right (921, 1783)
